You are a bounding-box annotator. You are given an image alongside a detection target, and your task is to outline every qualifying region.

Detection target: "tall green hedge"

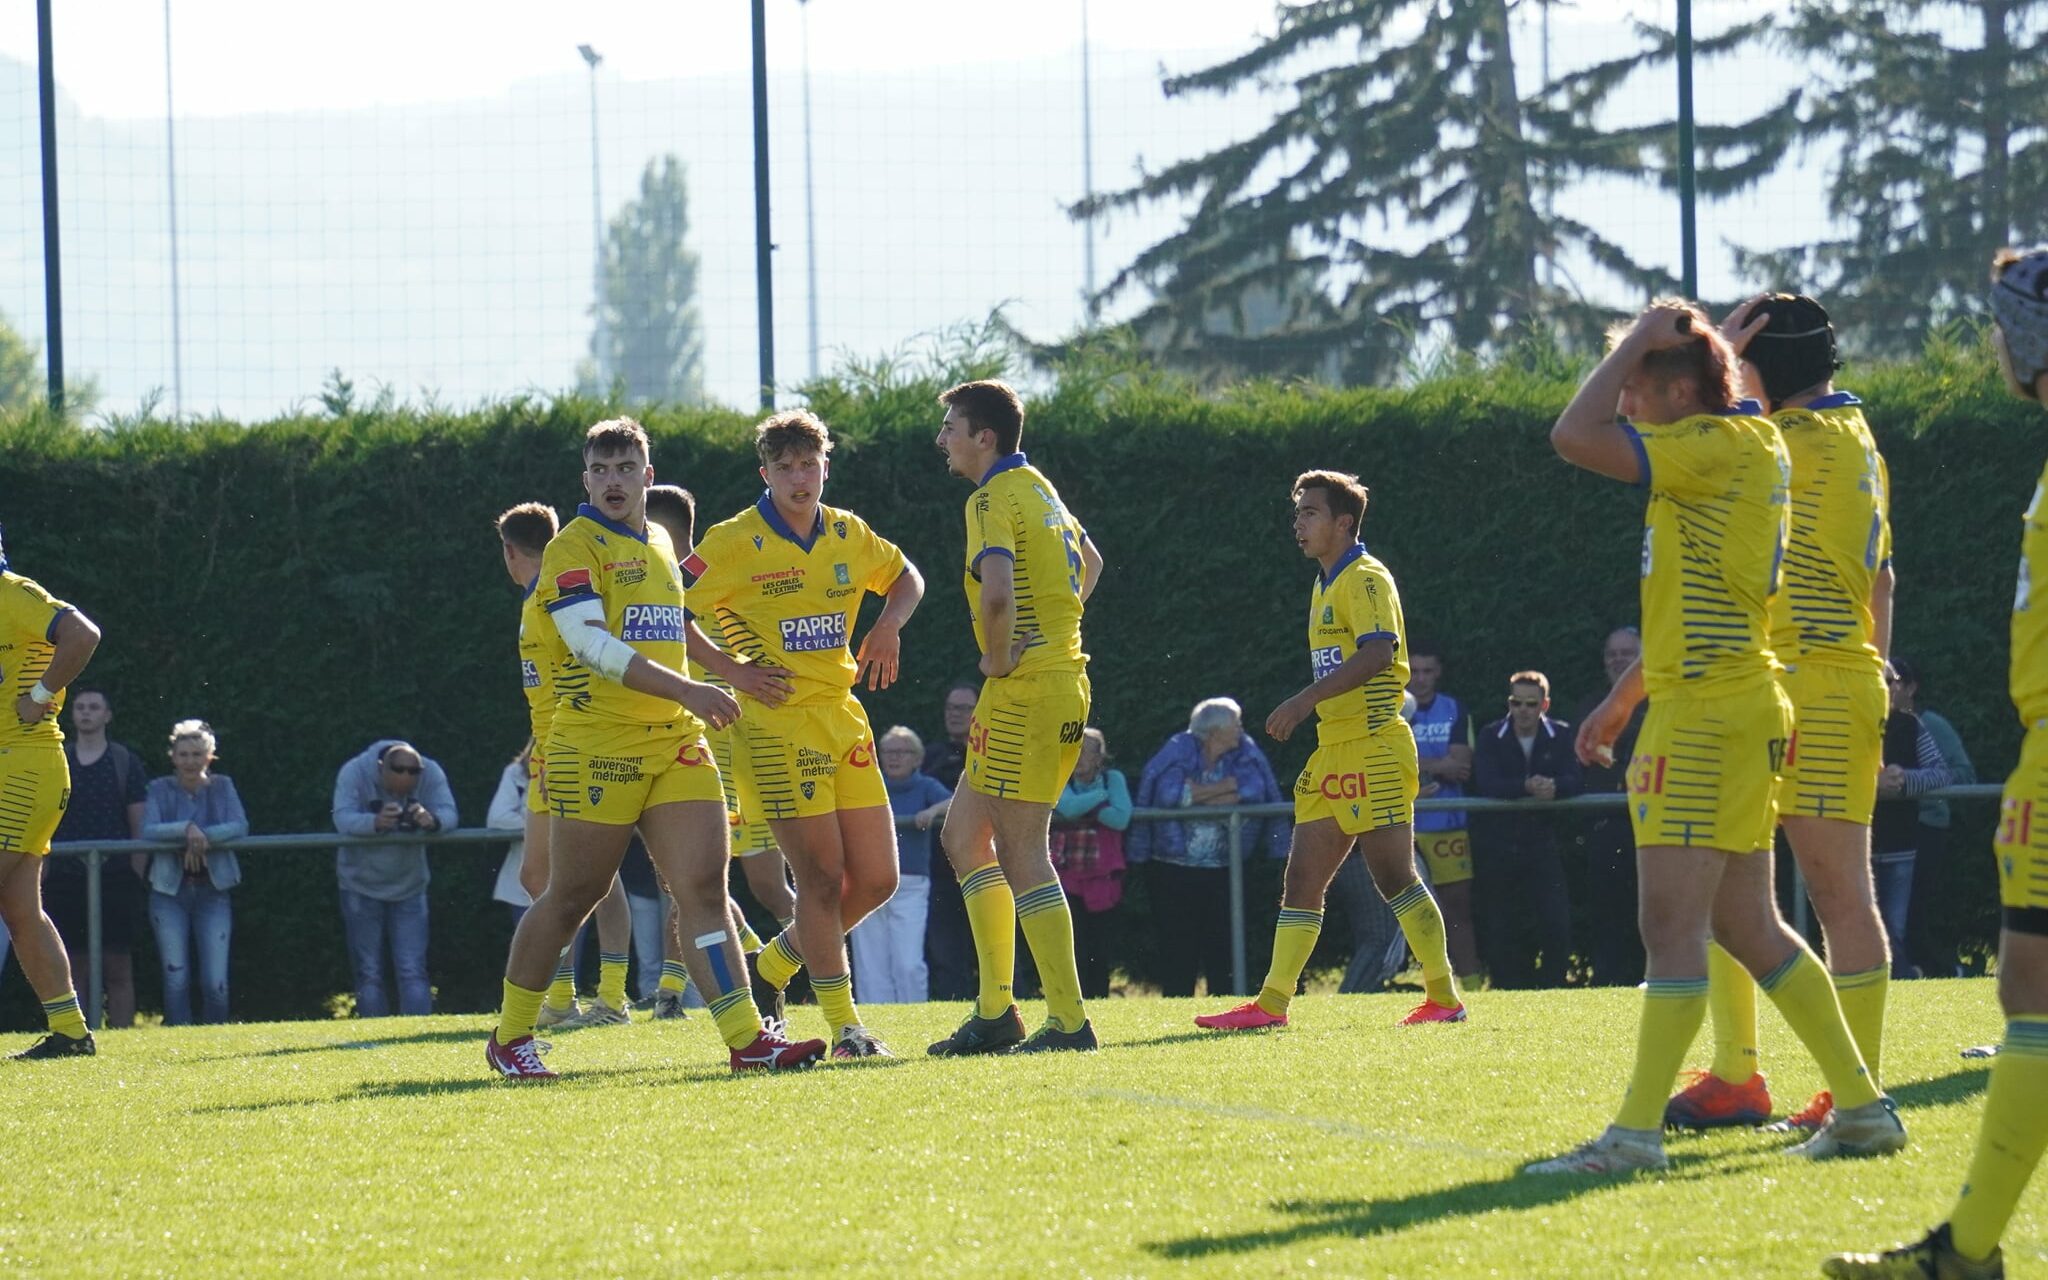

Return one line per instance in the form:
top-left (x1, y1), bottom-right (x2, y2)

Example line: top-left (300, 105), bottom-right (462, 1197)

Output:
top-left (0, 349), bottom-right (2037, 1025)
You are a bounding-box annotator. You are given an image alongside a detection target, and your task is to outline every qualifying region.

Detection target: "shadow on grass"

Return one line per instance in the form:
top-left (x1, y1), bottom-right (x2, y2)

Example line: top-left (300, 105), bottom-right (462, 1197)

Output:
top-left (180, 1027), bottom-right (489, 1064)
top-left (1888, 1065), bottom-right (1990, 1112)
top-left (1102, 1029), bottom-right (1255, 1052)
top-left (1144, 1151), bottom-right (1746, 1260)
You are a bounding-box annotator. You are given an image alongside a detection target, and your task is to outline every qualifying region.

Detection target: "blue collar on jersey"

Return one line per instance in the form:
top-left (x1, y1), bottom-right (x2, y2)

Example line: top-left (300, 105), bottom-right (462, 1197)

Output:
top-left (980, 452), bottom-right (1029, 485)
top-left (756, 489), bottom-right (826, 553)
top-left (1805, 391), bottom-right (1861, 409)
top-left (521, 573), bottom-right (539, 601)
top-left (1320, 541), bottom-right (1366, 588)
top-left (1730, 399), bottom-right (1764, 415)
top-left (576, 503), bottom-right (648, 544)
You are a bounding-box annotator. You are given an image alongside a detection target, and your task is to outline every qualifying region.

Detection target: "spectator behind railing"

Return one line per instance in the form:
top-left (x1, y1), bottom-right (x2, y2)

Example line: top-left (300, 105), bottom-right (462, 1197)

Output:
top-left (1405, 643), bottom-right (1478, 979)
top-left (1052, 728), bottom-right (1132, 999)
top-left (1875, 661), bottom-right (1953, 979)
top-left (1890, 655), bottom-right (1978, 977)
top-left (920, 680), bottom-right (981, 1002)
top-left (484, 748), bottom-right (531, 926)
top-left (331, 739), bottom-right (457, 1017)
top-left (850, 726), bottom-right (952, 1005)
top-left (141, 719), bottom-right (247, 1025)
top-left (1471, 671), bottom-right (1583, 989)
top-left (47, 689), bottom-right (148, 1028)
top-left (1129, 697), bottom-right (1288, 997)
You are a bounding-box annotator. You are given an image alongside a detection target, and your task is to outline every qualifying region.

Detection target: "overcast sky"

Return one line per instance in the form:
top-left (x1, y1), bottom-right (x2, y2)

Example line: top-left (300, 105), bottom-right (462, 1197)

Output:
top-left (0, 0), bottom-right (1832, 418)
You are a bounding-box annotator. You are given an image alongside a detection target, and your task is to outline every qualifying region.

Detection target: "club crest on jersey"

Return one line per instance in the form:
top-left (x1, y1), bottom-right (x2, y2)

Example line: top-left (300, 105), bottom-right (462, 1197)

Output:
top-left (621, 603), bottom-right (684, 643)
top-left (834, 520), bottom-right (848, 539)
top-left (833, 563), bottom-right (850, 585)
top-left (800, 781), bottom-right (815, 800)
top-left (1321, 605), bottom-right (1334, 625)
top-left (779, 613), bottom-right (847, 653)
top-left (588, 786), bottom-right (604, 807)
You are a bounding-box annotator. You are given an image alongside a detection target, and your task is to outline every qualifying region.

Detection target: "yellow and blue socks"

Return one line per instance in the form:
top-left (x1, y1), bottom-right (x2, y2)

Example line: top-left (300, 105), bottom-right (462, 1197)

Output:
top-left (658, 960), bottom-right (689, 995)
top-left (1706, 941), bottom-right (1761, 1083)
top-left (1948, 1017), bottom-right (2048, 1261)
top-left (597, 951), bottom-right (629, 1010)
top-left (1757, 944), bottom-right (1881, 1110)
top-left (960, 862), bottom-right (1017, 1019)
top-left (544, 948), bottom-right (576, 1011)
top-left (1615, 976), bottom-right (1710, 1131)
top-left (497, 979), bottom-right (546, 1045)
top-left (1831, 963), bottom-right (1889, 1085)
top-left (1388, 880), bottom-right (1461, 1010)
top-left (1016, 880), bottom-right (1087, 1032)
top-left (1255, 908), bottom-right (1323, 1016)
top-left (708, 989), bottom-right (762, 1049)
top-left (813, 971), bottom-right (858, 1036)
top-left (756, 930), bottom-right (804, 991)
top-left (736, 917), bottom-right (764, 955)
top-left (42, 992), bottom-right (88, 1040)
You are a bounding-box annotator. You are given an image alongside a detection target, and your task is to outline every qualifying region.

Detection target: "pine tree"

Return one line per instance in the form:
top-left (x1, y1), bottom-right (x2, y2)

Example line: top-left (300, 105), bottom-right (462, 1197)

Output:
top-left (1077, 0), bottom-right (1798, 382)
top-left (1740, 1), bottom-right (2048, 353)
top-left (583, 155), bottom-right (705, 405)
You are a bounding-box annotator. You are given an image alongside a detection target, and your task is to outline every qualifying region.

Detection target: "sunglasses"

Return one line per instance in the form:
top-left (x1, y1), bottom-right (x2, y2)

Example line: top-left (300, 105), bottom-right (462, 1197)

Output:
top-left (384, 763), bottom-right (422, 776)
top-left (1507, 697), bottom-right (1543, 708)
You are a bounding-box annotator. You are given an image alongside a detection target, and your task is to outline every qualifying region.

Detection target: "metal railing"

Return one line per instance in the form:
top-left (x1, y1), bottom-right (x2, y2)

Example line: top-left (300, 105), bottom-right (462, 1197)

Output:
top-left (44, 786), bottom-right (2006, 1026)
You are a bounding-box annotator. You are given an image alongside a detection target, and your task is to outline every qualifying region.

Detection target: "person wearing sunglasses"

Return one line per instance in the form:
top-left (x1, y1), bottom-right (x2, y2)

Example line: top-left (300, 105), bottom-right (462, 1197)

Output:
top-left (331, 737), bottom-right (458, 1017)
top-left (1470, 671), bottom-right (1583, 990)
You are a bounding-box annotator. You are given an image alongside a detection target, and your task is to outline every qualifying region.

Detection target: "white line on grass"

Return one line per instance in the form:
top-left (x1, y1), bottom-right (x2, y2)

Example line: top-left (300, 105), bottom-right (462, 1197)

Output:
top-left (1080, 1088), bottom-right (1513, 1162)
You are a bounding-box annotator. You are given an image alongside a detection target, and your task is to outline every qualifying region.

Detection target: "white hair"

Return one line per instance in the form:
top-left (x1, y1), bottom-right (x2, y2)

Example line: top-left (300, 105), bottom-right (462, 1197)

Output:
top-left (1188, 697), bottom-right (1242, 737)
top-left (169, 718), bottom-right (216, 755)
top-left (879, 724), bottom-right (924, 755)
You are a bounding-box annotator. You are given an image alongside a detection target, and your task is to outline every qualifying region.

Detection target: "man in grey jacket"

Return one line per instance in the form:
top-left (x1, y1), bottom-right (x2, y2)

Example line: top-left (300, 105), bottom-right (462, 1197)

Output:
top-left (332, 739), bottom-right (457, 1016)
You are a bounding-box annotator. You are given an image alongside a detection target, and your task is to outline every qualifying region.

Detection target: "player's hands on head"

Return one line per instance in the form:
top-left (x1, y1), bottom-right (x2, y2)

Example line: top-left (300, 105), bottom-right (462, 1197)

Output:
top-left (681, 680), bottom-right (742, 732)
top-left (731, 661), bottom-right (796, 708)
top-left (855, 621), bottom-right (902, 690)
top-left (1630, 304), bottom-right (1700, 353)
top-left (1718, 294), bottom-right (1773, 356)
top-left (1265, 693), bottom-right (1312, 743)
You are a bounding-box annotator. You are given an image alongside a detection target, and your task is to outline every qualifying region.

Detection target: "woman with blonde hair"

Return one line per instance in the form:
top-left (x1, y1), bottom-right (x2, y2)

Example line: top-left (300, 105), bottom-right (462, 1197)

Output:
top-left (142, 720), bottom-right (248, 1025)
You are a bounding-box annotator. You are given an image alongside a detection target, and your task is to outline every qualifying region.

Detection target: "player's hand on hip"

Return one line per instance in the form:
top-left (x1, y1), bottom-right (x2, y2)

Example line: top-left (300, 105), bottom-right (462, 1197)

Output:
top-left (980, 631), bottom-right (1033, 679)
top-left (681, 680), bottom-right (742, 731)
top-left (855, 622), bottom-right (902, 690)
top-left (1265, 694), bottom-right (1310, 743)
top-left (732, 661), bottom-right (796, 708)
top-left (13, 693), bottom-right (52, 725)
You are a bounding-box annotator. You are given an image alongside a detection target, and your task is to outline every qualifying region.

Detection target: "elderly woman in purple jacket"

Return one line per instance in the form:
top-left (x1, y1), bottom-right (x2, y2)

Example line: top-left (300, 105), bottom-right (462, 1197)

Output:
top-left (1129, 697), bottom-right (1289, 997)
top-left (142, 720), bottom-right (249, 1025)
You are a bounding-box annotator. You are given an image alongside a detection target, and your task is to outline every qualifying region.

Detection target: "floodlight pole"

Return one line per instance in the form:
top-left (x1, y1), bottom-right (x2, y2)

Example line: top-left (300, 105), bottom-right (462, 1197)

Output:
top-left (1080, 0), bottom-right (1097, 317)
top-left (800, 0), bottom-right (819, 382)
top-left (1676, 0), bottom-right (1699, 299)
top-left (165, 0), bottom-right (183, 419)
top-left (36, 0), bottom-right (64, 415)
top-left (579, 44), bottom-right (606, 387)
top-left (751, 0), bottom-right (777, 410)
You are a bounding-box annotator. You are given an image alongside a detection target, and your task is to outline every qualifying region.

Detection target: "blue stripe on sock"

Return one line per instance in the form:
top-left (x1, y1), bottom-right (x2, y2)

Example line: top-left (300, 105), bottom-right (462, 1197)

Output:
top-left (708, 989), bottom-right (748, 1017)
top-left (1387, 881), bottom-right (1429, 914)
top-left (1016, 885), bottom-right (1067, 916)
top-left (2007, 1019), bottom-right (2048, 1056)
top-left (1645, 978), bottom-right (1709, 999)
top-left (962, 865), bottom-right (1007, 896)
top-left (1757, 951), bottom-right (1804, 993)
top-left (600, 952), bottom-right (628, 966)
top-left (662, 961), bottom-right (688, 980)
top-left (41, 995), bottom-right (78, 1013)
top-left (1831, 964), bottom-right (1887, 990)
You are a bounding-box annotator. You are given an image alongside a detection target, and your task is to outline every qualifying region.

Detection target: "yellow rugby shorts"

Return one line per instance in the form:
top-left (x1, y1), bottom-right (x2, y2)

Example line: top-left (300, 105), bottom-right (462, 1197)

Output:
top-left (1627, 681), bottom-right (1794, 854)
top-left (544, 720), bottom-right (723, 826)
top-left (1779, 661), bottom-right (1885, 825)
top-left (1293, 719), bottom-right (1418, 836)
top-left (735, 697), bottom-right (887, 821)
top-left (1996, 723), bottom-right (2048, 921)
top-left (965, 671), bottom-right (1091, 805)
top-left (0, 743), bottom-right (68, 856)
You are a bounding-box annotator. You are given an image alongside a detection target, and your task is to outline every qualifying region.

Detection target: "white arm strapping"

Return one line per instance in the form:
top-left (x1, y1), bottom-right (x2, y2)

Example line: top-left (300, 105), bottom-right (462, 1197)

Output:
top-left (550, 596), bottom-right (639, 683)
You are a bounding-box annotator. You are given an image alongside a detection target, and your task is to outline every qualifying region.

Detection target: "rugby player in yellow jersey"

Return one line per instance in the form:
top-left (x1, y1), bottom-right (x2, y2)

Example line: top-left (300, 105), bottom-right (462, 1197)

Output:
top-left (495, 501), bottom-right (642, 1030)
top-left (1195, 471), bottom-right (1467, 1032)
top-left (688, 411), bottom-right (926, 1059)
top-left (1665, 294), bottom-right (1899, 1135)
top-left (485, 419), bottom-right (823, 1078)
top-left (928, 379), bottom-right (1103, 1056)
top-left (0, 530), bottom-right (103, 1059)
top-left (1823, 247), bottom-right (2048, 1280)
top-left (643, 482), bottom-right (795, 1023)
top-left (1525, 301), bottom-right (1904, 1174)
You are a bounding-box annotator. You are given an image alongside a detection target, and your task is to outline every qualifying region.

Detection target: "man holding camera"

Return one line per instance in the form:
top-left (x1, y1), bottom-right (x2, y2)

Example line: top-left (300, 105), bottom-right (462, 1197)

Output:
top-left (331, 739), bottom-right (458, 1016)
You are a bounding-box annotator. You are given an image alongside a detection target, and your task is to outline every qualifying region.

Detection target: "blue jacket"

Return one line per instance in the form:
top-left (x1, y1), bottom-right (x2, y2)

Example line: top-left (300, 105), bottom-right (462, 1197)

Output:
top-left (1472, 714), bottom-right (1584, 857)
top-left (1127, 731), bottom-right (1289, 864)
top-left (142, 773), bottom-right (249, 894)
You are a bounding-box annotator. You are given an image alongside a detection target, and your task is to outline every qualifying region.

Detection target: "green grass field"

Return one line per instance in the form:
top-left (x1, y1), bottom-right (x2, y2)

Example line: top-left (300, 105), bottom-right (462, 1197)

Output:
top-left (1, 981), bottom-right (2038, 1278)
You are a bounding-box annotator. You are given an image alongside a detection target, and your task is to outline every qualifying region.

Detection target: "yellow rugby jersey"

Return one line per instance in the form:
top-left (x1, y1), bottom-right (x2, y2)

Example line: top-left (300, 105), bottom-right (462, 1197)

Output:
top-left (0, 569), bottom-right (72, 745)
top-left (687, 496), bottom-right (907, 717)
top-left (1769, 394), bottom-right (1892, 672)
top-left (537, 504), bottom-right (698, 732)
top-left (1627, 410), bottom-right (1790, 697)
top-left (516, 577), bottom-right (564, 746)
top-left (2016, 461), bottom-right (2048, 726)
top-left (1307, 543), bottom-right (1409, 746)
top-left (963, 453), bottom-right (1089, 679)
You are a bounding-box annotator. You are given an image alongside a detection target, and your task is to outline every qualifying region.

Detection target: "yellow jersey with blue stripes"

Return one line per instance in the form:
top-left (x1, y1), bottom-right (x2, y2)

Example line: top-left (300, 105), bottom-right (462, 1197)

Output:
top-left (1626, 410), bottom-right (1789, 698)
top-left (0, 569), bottom-right (72, 746)
top-left (1769, 394), bottom-right (1891, 674)
top-left (686, 496), bottom-right (906, 721)
top-left (516, 577), bottom-right (564, 746)
top-left (537, 504), bottom-right (698, 734)
top-left (963, 452), bottom-right (1089, 679)
top-left (2017, 461), bottom-right (2048, 726)
top-left (1307, 543), bottom-right (1409, 746)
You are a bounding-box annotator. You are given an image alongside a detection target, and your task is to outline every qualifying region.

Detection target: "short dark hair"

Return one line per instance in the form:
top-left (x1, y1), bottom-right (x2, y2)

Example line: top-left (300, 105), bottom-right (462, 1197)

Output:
top-left (644, 484), bottom-right (697, 549)
top-left (584, 417), bottom-right (650, 462)
top-left (495, 502), bottom-right (558, 556)
top-left (754, 410), bottom-right (833, 465)
top-left (1888, 654), bottom-right (1922, 692)
top-left (1407, 638), bottom-right (1443, 664)
top-left (1740, 293), bottom-right (1841, 405)
top-left (1292, 470), bottom-right (1369, 536)
top-left (68, 687), bottom-right (109, 710)
top-left (939, 380), bottom-right (1025, 455)
top-left (1509, 670), bottom-right (1551, 698)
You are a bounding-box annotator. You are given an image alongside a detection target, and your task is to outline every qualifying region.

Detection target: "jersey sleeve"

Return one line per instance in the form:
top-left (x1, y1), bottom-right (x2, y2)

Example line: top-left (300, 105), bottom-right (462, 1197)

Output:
top-left (966, 488), bottom-right (1017, 573)
top-left (537, 528), bottom-right (602, 615)
top-left (1633, 418), bottom-right (1734, 500)
top-left (853, 516), bottom-right (908, 594)
top-left (683, 523), bottom-right (738, 613)
top-left (0, 574), bottom-right (69, 644)
top-left (1338, 565), bottom-right (1400, 649)
top-left (1875, 452), bottom-right (1894, 568)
